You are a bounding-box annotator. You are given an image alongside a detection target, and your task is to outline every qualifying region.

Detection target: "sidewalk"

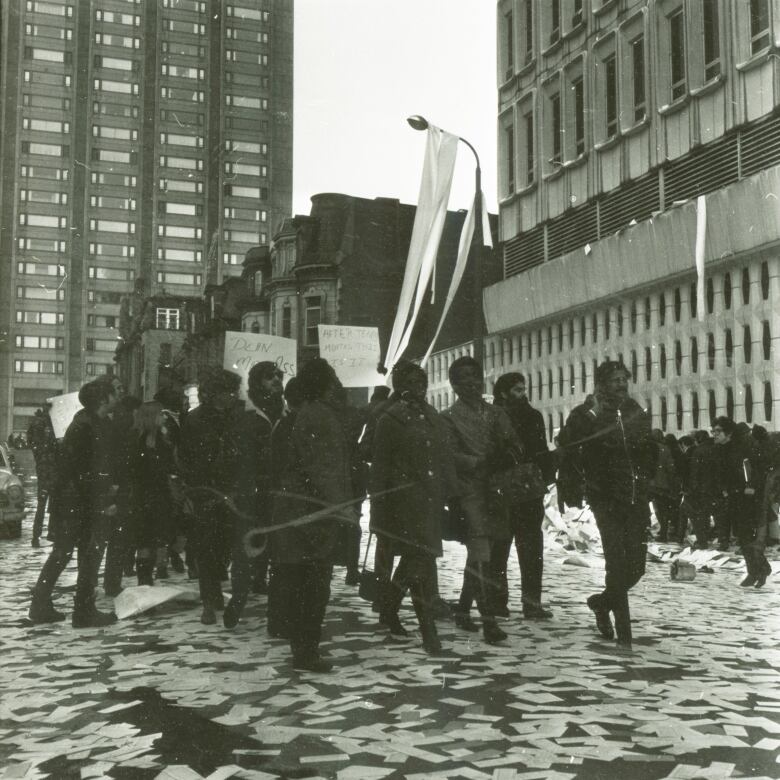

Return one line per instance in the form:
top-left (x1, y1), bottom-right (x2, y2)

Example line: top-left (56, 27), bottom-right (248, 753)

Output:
top-left (1, 506), bottom-right (779, 780)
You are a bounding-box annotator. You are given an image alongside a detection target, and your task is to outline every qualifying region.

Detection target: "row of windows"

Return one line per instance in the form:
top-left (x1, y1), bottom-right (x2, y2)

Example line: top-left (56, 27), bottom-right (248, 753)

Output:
top-left (225, 51), bottom-right (269, 66)
top-left (24, 23), bottom-right (71, 39)
top-left (17, 262), bottom-right (65, 277)
top-left (95, 33), bottom-right (139, 48)
top-left (19, 214), bottom-right (67, 228)
top-left (86, 338), bottom-right (119, 352)
top-left (157, 271), bottom-right (202, 286)
top-left (14, 360), bottom-right (63, 374)
top-left (23, 117), bottom-right (70, 133)
top-left (87, 314), bottom-right (117, 329)
top-left (85, 363), bottom-right (114, 376)
top-left (22, 70), bottom-right (71, 88)
top-left (16, 335), bottom-right (63, 349)
top-left (25, 2), bottom-right (73, 18)
top-left (88, 266), bottom-right (134, 281)
top-left (500, 0), bottom-right (773, 192)
top-left (16, 310), bottom-right (64, 325)
top-left (224, 230), bottom-right (267, 244)
top-left (18, 237), bottom-right (66, 252)
top-left (20, 190), bottom-right (67, 205)
top-left (158, 247), bottom-right (202, 262)
top-left (225, 27), bottom-right (269, 43)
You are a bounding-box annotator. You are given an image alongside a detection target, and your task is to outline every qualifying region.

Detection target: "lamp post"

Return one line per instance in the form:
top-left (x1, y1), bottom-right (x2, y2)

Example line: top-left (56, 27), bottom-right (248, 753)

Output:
top-left (406, 115), bottom-right (485, 369)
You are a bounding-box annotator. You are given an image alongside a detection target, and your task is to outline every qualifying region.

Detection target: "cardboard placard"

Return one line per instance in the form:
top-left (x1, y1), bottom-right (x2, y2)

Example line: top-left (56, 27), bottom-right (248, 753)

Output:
top-left (318, 325), bottom-right (387, 388)
top-left (47, 392), bottom-right (83, 439)
top-left (222, 331), bottom-right (297, 401)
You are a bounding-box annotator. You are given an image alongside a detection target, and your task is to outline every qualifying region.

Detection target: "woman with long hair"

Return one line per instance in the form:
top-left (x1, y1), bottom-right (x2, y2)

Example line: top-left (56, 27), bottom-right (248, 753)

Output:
top-left (129, 401), bottom-right (179, 586)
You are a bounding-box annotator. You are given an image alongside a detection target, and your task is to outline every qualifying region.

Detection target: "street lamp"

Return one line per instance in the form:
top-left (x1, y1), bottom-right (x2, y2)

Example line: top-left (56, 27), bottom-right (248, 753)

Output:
top-left (406, 115), bottom-right (485, 369)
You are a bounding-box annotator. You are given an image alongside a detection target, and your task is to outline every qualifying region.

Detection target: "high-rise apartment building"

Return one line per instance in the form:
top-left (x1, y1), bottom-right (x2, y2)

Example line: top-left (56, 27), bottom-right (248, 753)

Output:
top-left (428, 0), bottom-right (780, 438)
top-left (0, 0), bottom-right (292, 437)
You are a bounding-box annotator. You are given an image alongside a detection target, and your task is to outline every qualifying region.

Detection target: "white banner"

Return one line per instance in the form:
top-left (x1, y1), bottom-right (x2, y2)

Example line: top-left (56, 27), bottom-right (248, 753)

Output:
top-left (223, 331), bottom-right (297, 401)
top-left (695, 195), bottom-right (707, 323)
top-left (47, 392), bottom-right (82, 439)
top-left (383, 125), bottom-right (459, 372)
top-left (318, 325), bottom-right (386, 388)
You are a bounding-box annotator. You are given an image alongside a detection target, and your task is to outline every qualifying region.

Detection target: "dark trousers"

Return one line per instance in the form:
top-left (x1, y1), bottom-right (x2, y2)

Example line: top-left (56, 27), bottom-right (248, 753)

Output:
top-left (651, 494), bottom-right (678, 540)
top-left (267, 562), bottom-right (289, 637)
top-left (345, 511), bottom-right (361, 574)
top-left (373, 534), bottom-right (396, 601)
top-left (275, 561), bottom-right (332, 660)
top-left (492, 497), bottom-right (545, 611)
top-left (714, 497), bottom-right (735, 544)
top-left (192, 510), bottom-right (231, 609)
top-left (457, 558), bottom-right (496, 619)
top-left (32, 485), bottom-right (49, 540)
top-left (102, 511), bottom-right (129, 595)
top-left (590, 499), bottom-right (649, 642)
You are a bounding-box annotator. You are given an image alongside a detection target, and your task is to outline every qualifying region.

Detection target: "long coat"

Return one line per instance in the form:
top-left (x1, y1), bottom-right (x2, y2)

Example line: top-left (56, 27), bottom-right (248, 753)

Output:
top-left (128, 433), bottom-right (177, 546)
top-left (269, 399), bottom-right (353, 564)
top-left (369, 399), bottom-right (458, 558)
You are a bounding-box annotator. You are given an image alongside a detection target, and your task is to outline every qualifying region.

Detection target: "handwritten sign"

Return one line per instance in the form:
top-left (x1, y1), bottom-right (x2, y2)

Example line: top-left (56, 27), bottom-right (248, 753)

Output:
top-left (223, 331), bottom-right (297, 401)
top-left (318, 325), bottom-right (387, 388)
top-left (47, 392), bottom-right (83, 439)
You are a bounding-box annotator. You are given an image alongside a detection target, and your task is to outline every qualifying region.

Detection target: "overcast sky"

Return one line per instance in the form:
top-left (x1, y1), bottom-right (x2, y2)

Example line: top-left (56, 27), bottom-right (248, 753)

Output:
top-left (293, 1), bottom-right (498, 217)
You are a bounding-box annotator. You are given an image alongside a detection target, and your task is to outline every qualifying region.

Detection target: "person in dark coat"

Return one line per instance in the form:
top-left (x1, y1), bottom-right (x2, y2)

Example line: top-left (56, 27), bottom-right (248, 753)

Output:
top-left (178, 368), bottom-right (244, 625)
top-left (442, 356), bottom-right (521, 645)
top-left (712, 416), bottom-right (770, 584)
top-left (683, 430), bottom-right (718, 548)
top-left (491, 372), bottom-right (556, 619)
top-left (557, 360), bottom-right (656, 649)
top-left (27, 404), bottom-right (58, 548)
top-left (222, 361), bottom-right (284, 629)
top-left (370, 362), bottom-right (458, 653)
top-left (648, 430), bottom-right (681, 543)
top-left (269, 358), bottom-right (353, 672)
top-left (128, 401), bottom-right (178, 586)
top-left (28, 379), bottom-right (121, 627)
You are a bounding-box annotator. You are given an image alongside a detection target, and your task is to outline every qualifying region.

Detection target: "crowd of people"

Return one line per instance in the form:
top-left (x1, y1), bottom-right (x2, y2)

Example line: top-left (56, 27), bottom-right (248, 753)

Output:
top-left (23, 356), bottom-right (778, 671)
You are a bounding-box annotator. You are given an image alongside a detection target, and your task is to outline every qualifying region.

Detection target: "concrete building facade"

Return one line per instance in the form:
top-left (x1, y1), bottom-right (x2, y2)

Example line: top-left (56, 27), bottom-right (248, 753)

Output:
top-left (429, 0), bottom-right (780, 437)
top-left (0, 0), bottom-right (293, 436)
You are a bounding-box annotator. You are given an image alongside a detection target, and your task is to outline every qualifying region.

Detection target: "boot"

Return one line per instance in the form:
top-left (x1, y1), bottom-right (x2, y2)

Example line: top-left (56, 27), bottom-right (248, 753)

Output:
top-left (586, 594), bottom-right (614, 639)
top-left (612, 598), bottom-right (632, 650)
top-left (378, 579), bottom-right (407, 636)
top-left (169, 550), bottom-right (185, 574)
top-left (482, 618), bottom-right (507, 644)
top-left (411, 582), bottom-right (442, 654)
top-left (754, 558), bottom-right (772, 589)
top-left (28, 598), bottom-right (65, 624)
top-left (29, 550), bottom-right (70, 623)
top-left (136, 558), bottom-right (155, 587)
top-left (223, 594), bottom-right (246, 630)
top-left (72, 607), bottom-right (117, 628)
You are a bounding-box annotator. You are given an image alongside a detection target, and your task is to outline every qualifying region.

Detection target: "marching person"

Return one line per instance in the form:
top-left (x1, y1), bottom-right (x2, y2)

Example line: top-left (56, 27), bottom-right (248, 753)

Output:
top-left (370, 361), bottom-right (458, 653)
top-left (178, 368), bottom-right (244, 626)
top-left (128, 401), bottom-right (178, 586)
top-left (223, 361), bottom-right (284, 629)
top-left (269, 358), bottom-right (353, 672)
top-left (442, 356), bottom-right (521, 645)
top-left (491, 372), bottom-right (556, 620)
top-left (26, 404), bottom-right (58, 548)
top-left (28, 379), bottom-right (121, 627)
top-left (557, 360), bottom-right (656, 650)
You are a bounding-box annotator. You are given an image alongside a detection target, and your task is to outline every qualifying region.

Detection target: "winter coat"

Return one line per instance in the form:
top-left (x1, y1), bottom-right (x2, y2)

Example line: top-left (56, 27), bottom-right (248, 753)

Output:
top-left (128, 433), bottom-right (177, 546)
top-left (557, 397), bottom-right (655, 507)
top-left (231, 406), bottom-right (275, 519)
top-left (27, 412), bottom-right (59, 491)
top-left (269, 399), bottom-right (353, 564)
top-left (649, 443), bottom-right (681, 500)
top-left (49, 409), bottom-right (116, 545)
top-left (178, 401), bottom-right (245, 505)
top-left (369, 398), bottom-right (458, 558)
top-left (685, 440), bottom-right (719, 516)
top-left (441, 399), bottom-right (521, 541)
top-left (715, 434), bottom-right (764, 498)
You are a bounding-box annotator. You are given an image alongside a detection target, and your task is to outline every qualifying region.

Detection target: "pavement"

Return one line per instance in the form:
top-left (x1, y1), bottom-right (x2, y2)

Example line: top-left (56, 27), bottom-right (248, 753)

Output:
top-left (1, 484), bottom-right (780, 780)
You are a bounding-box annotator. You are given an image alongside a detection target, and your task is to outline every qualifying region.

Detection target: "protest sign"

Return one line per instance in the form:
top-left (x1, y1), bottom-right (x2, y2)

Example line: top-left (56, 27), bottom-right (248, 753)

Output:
top-left (222, 331), bottom-right (297, 401)
top-left (318, 325), bottom-right (387, 388)
top-left (47, 392), bottom-right (82, 439)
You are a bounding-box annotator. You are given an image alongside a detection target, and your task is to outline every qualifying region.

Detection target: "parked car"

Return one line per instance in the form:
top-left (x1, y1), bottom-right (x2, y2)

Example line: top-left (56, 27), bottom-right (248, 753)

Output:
top-left (0, 443), bottom-right (25, 539)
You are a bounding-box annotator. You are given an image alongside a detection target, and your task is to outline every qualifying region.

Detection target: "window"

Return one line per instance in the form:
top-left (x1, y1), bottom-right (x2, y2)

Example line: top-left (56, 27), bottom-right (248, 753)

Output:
top-left (744, 325), bottom-right (752, 364)
top-left (631, 35), bottom-right (646, 121)
top-left (709, 389), bottom-right (717, 422)
top-left (703, 0), bottom-right (721, 79)
top-left (706, 278), bottom-right (715, 313)
top-left (674, 287), bottom-right (682, 322)
top-left (763, 321), bottom-right (771, 360)
top-left (15, 335), bottom-right (64, 349)
top-left (523, 0), bottom-right (534, 63)
top-left (645, 347), bottom-right (652, 380)
top-left (726, 387), bottom-right (734, 419)
top-left (572, 0), bottom-right (583, 27)
top-left (504, 122), bottom-right (515, 195)
top-left (661, 396), bottom-right (668, 429)
top-left (659, 293), bottom-right (666, 326)
top-left (573, 76), bottom-right (585, 155)
top-left (605, 54), bottom-right (618, 138)
top-left (750, 0), bottom-right (770, 54)
top-left (281, 303), bottom-right (292, 339)
top-left (644, 297), bottom-right (651, 329)
top-left (521, 103), bottom-right (534, 186)
top-left (764, 382), bottom-right (773, 422)
top-left (156, 308), bottom-right (180, 330)
top-left (503, 9), bottom-right (514, 80)
top-left (676, 394), bottom-right (684, 431)
top-left (549, 90), bottom-right (561, 165)
top-left (156, 272), bottom-right (202, 286)
top-left (675, 340), bottom-right (682, 375)
top-left (742, 267), bottom-right (751, 304)
top-left (761, 261), bottom-right (770, 299)
top-left (690, 337), bottom-right (698, 372)
top-left (550, 0), bottom-right (561, 45)
top-left (660, 344), bottom-right (667, 378)
top-left (669, 8), bottom-right (686, 100)
top-left (17, 310), bottom-right (64, 325)
top-left (723, 273), bottom-right (732, 309)
top-left (305, 297), bottom-right (321, 346)
top-left (707, 332), bottom-right (716, 370)
top-left (745, 384), bottom-right (754, 424)
top-left (691, 391), bottom-right (700, 428)
top-left (725, 328), bottom-right (733, 367)
top-left (14, 360), bottom-right (63, 374)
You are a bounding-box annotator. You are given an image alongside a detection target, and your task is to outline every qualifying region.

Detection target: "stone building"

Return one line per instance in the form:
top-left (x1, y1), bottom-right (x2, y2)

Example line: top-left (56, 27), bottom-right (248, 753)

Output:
top-left (428, 0), bottom-right (780, 438)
